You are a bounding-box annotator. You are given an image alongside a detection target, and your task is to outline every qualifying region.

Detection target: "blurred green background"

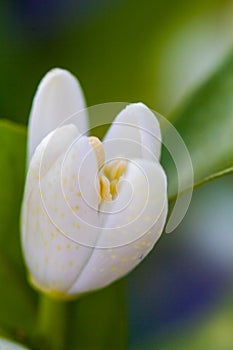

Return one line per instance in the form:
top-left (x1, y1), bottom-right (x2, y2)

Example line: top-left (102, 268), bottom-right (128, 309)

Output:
top-left (0, 0), bottom-right (232, 349)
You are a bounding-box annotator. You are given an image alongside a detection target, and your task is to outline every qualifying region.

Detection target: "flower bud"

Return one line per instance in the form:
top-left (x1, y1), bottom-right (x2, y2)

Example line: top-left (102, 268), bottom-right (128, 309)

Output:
top-left (21, 69), bottom-right (168, 299)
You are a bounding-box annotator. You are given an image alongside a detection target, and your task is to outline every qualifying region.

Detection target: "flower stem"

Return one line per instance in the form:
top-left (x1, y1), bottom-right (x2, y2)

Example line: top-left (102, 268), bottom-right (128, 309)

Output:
top-left (37, 294), bottom-right (67, 350)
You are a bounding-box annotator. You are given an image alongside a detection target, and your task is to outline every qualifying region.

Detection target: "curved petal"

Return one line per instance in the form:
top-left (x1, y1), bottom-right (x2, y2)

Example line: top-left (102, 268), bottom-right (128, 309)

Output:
top-left (21, 125), bottom-right (100, 297)
top-left (28, 68), bottom-right (88, 163)
top-left (0, 338), bottom-right (30, 350)
top-left (68, 159), bottom-right (167, 294)
top-left (103, 103), bottom-right (162, 163)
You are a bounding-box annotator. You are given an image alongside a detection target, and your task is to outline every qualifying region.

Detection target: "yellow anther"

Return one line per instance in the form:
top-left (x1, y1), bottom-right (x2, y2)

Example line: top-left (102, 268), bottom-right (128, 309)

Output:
top-left (99, 158), bottom-right (127, 201)
top-left (99, 175), bottom-right (112, 201)
top-left (110, 179), bottom-right (118, 196)
top-left (104, 159), bottom-right (127, 181)
top-left (88, 136), bottom-right (105, 169)
top-left (88, 141), bottom-right (127, 202)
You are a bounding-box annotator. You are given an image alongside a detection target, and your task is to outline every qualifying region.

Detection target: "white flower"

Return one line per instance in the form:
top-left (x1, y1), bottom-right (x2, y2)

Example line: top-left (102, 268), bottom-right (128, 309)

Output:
top-left (21, 68), bottom-right (168, 299)
top-left (0, 338), bottom-right (30, 350)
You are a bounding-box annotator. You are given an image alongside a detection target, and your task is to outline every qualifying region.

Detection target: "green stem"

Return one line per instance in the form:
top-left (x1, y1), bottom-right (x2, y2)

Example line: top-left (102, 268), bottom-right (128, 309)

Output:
top-left (169, 166), bottom-right (233, 203)
top-left (37, 294), bottom-right (67, 350)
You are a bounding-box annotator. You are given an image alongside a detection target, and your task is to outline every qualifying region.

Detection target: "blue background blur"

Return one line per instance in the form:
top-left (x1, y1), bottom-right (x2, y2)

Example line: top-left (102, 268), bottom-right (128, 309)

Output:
top-left (1, 1), bottom-right (233, 348)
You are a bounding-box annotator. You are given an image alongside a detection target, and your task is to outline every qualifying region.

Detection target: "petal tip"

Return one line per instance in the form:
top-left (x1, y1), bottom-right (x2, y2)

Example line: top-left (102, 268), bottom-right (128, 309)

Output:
top-left (28, 68), bottom-right (87, 162)
top-left (38, 67), bottom-right (81, 91)
top-left (126, 102), bottom-right (150, 112)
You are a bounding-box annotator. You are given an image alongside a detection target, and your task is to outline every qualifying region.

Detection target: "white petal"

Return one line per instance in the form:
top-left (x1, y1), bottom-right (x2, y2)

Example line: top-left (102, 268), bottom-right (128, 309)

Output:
top-left (103, 103), bottom-right (161, 163)
top-left (0, 338), bottom-right (29, 350)
top-left (28, 68), bottom-right (88, 163)
top-left (68, 159), bottom-right (167, 294)
top-left (22, 125), bottom-right (100, 296)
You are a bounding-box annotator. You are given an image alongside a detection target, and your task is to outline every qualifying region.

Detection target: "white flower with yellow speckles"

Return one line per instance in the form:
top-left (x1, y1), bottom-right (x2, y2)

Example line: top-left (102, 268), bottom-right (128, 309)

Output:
top-left (21, 68), bottom-right (168, 299)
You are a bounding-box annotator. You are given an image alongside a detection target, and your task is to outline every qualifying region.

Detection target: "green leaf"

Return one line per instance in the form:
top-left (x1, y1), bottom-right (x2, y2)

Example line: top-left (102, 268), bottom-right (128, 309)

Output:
top-left (66, 280), bottom-right (127, 350)
top-left (163, 52), bottom-right (233, 197)
top-left (0, 121), bottom-right (37, 338)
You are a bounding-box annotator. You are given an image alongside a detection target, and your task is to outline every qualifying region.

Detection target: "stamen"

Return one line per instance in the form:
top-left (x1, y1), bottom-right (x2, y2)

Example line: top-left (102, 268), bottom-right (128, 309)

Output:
top-left (88, 139), bottom-right (127, 202)
top-left (88, 136), bottom-right (105, 169)
top-left (99, 175), bottom-right (112, 201)
top-left (110, 179), bottom-right (118, 197)
top-left (99, 159), bottom-right (127, 201)
top-left (104, 159), bottom-right (127, 181)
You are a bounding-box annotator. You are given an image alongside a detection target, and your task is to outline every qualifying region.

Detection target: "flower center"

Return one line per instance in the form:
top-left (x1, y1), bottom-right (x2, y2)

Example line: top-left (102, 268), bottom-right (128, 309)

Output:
top-left (88, 136), bottom-right (127, 202)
